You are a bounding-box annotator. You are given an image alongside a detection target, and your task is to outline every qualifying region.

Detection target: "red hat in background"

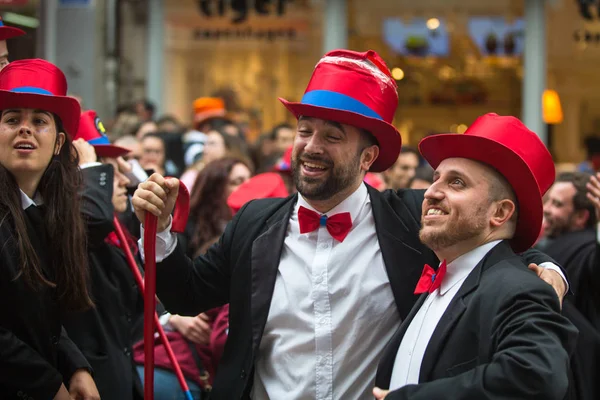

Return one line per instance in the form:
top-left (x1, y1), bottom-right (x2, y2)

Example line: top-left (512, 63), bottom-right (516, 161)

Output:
top-left (0, 16), bottom-right (25, 41)
top-left (227, 172), bottom-right (289, 215)
top-left (75, 110), bottom-right (130, 158)
top-left (419, 113), bottom-right (555, 253)
top-left (364, 172), bottom-right (385, 191)
top-left (273, 146), bottom-right (292, 173)
top-left (0, 59), bottom-right (80, 135)
top-left (279, 49), bottom-right (401, 172)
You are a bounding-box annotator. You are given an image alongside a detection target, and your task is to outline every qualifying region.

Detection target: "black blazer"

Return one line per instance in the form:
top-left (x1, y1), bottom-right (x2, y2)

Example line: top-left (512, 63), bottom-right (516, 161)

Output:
top-left (155, 185), bottom-right (561, 399)
top-left (0, 199), bottom-right (91, 399)
top-left (375, 241), bottom-right (577, 400)
top-left (62, 164), bottom-right (144, 400)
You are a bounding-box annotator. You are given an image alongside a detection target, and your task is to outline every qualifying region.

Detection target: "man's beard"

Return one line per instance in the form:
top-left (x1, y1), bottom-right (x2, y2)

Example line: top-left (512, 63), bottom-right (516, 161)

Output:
top-left (419, 204), bottom-right (487, 252)
top-left (292, 151), bottom-right (361, 201)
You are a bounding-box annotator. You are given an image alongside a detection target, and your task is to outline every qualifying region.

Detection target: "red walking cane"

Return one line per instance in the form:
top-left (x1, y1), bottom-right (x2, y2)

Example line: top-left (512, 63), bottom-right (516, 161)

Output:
top-left (112, 180), bottom-right (191, 400)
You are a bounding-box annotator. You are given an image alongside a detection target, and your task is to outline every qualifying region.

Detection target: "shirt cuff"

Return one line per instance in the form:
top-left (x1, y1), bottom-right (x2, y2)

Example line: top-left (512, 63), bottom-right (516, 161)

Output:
top-left (138, 215), bottom-right (179, 263)
top-left (80, 162), bottom-right (102, 169)
top-left (158, 312), bottom-right (172, 327)
top-left (540, 262), bottom-right (570, 293)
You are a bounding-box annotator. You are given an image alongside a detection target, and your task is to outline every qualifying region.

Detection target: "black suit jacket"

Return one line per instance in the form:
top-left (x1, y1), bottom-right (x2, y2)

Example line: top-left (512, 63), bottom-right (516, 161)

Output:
top-left (62, 164), bottom-right (144, 400)
top-left (375, 241), bottom-right (577, 400)
top-left (156, 185), bottom-right (561, 399)
top-left (0, 199), bottom-right (91, 399)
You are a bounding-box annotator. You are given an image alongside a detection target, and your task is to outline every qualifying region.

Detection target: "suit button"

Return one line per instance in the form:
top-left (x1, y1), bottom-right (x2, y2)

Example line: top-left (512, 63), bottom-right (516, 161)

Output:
top-left (240, 369), bottom-right (246, 379)
top-left (126, 313), bottom-right (132, 323)
top-left (51, 335), bottom-right (58, 345)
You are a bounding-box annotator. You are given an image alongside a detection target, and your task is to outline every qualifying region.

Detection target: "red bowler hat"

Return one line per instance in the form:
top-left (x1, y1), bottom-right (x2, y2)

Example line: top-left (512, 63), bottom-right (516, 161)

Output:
top-left (0, 16), bottom-right (25, 41)
top-left (0, 59), bottom-right (80, 135)
top-left (419, 113), bottom-right (555, 253)
top-left (227, 172), bottom-right (289, 215)
top-left (75, 110), bottom-right (130, 158)
top-left (279, 49), bottom-right (401, 172)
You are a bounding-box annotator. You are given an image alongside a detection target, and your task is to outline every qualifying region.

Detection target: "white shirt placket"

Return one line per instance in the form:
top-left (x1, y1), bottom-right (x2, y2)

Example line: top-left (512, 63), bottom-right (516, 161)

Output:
top-left (312, 224), bottom-right (334, 400)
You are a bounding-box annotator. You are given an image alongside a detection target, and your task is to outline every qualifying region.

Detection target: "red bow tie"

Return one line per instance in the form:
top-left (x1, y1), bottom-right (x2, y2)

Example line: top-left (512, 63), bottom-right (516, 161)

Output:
top-left (414, 260), bottom-right (447, 294)
top-left (298, 206), bottom-right (352, 242)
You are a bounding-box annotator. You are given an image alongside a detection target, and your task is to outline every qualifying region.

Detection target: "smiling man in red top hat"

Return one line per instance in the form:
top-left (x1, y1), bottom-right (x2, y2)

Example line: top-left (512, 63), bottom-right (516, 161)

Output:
top-left (373, 113), bottom-right (577, 400)
top-left (0, 16), bottom-right (25, 71)
top-left (132, 50), bottom-right (567, 399)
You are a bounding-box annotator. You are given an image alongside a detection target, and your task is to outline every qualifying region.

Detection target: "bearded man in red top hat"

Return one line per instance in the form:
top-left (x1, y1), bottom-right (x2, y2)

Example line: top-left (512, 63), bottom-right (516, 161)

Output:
top-left (0, 16), bottom-right (25, 70)
top-left (132, 50), bottom-right (569, 399)
top-left (372, 113), bottom-right (578, 400)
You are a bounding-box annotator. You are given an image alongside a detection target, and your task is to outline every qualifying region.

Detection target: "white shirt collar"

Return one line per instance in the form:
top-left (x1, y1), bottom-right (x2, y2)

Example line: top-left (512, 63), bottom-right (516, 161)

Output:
top-left (20, 189), bottom-right (43, 210)
top-left (439, 240), bottom-right (502, 295)
top-left (296, 182), bottom-right (368, 224)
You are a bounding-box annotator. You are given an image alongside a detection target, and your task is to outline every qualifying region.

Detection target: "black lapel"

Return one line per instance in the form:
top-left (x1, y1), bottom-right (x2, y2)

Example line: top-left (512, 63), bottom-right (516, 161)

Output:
top-left (418, 241), bottom-right (516, 381)
top-left (250, 195), bottom-right (297, 354)
top-left (376, 293), bottom-right (428, 388)
top-left (368, 186), bottom-right (439, 320)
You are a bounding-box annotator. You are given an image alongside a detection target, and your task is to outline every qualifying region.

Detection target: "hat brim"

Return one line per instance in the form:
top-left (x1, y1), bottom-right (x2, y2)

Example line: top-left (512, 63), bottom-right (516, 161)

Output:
top-left (0, 90), bottom-right (80, 136)
top-left (419, 134), bottom-right (542, 253)
top-left (0, 26), bottom-right (26, 40)
top-left (279, 98), bottom-right (401, 172)
top-left (93, 144), bottom-right (131, 159)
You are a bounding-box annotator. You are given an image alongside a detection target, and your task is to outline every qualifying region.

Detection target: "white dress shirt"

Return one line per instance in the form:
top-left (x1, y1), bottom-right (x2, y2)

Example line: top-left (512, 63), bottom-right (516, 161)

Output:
top-left (389, 240), bottom-right (501, 389)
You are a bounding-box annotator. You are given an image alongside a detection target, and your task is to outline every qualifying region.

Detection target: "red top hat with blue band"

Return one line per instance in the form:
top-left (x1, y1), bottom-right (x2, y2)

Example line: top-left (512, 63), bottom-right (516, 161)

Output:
top-left (279, 49), bottom-right (401, 172)
top-left (0, 16), bottom-right (25, 41)
top-left (419, 113), bottom-right (555, 253)
top-left (0, 59), bottom-right (80, 135)
top-left (75, 110), bottom-right (130, 158)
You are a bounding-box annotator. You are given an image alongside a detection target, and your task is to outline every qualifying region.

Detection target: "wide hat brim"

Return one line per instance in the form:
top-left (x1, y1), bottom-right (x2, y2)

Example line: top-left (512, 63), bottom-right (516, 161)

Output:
top-left (419, 134), bottom-right (542, 253)
top-left (0, 90), bottom-right (80, 136)
top-left (0, 25), bottom-right (26, 40)
top-left (279, 98), bottom-right (401, 172)
top-left (93, 144), bottom-right (130, 158)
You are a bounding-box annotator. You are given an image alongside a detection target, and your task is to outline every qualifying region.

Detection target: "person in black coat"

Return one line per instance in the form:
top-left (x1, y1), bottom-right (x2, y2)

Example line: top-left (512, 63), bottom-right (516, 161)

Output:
top-left (62, 110), bottom-right (146, 400)
top-left (373, 114), bottom-right (577, 400)
top-left (131, 51), bottom-right (568, 399)
top-left (0, 60), bottom-right (98, 399)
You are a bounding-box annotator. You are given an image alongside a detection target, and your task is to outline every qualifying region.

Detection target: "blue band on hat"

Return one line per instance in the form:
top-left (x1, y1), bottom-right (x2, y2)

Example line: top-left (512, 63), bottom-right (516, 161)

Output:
top-left (0, 21), bottom-right (4, 27)
top-left (10, 86), bottom-right (53, 95)
top-left (301, 90), bottom-right (383, 120)
top-left (88, 136), bottom-right (111, 145)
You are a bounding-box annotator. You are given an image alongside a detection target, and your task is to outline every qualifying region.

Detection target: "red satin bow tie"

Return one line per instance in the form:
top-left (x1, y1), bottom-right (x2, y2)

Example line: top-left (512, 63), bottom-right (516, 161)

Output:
top-left (414, 260), bottom-right (447, 294)
top-left (298, 206), bottom-right (352, 242)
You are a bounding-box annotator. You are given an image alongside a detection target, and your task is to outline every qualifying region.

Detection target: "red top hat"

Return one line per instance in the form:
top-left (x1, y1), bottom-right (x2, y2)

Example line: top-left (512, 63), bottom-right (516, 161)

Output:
top-left (227, 172), bottom-right (289, 215)
top-left (272, 145), bottom-right (292, 173)
top-left (0, 59), bottom-right (80, 135)
top-left (419, 113), bottom-right (555, 253)
top-left (0, 16), bottom-right (25, 41)
top-left (279, 49), bottom-right (401, 172)
top-left (75, 110), bottom-right (130, 158)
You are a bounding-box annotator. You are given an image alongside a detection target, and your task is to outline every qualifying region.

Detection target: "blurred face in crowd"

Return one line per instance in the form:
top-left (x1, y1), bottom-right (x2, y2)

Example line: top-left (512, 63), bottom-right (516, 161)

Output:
top-left (135, 121), bottom-right (158, 140)
top-left (0, 109), bottom-right (65, 192)
top-left (103, 157), bottom-right (131, 213)
top-left (275, 126), bottom-right (295, 153)
top-left (291, 116), bottom-right (378, 207)
top-left (384, 151), bottom-right (419, 190)
top-left (226, 162), bottom-right (251, 198)
top-left (409, 178), bottom-right (432, 190)
top-left (114, 136), bottom-right (141, 161)
top-left (543, 182), bottom-right (586, 238)
top-left (0, 40), bottom-right (9, 70)
top-left (420, 158), bottom-right (515, 255)
top-left (203, 130), bottom-right (227, 164)
top-left (139, 135), bottom-right (165, 173)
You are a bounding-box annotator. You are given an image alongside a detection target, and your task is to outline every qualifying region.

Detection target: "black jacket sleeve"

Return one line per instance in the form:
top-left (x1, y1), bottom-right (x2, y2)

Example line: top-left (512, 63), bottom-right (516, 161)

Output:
top-left (80, 164), bottom-right (115, 246)
top-left (56, 326), bottom-right (93, 383)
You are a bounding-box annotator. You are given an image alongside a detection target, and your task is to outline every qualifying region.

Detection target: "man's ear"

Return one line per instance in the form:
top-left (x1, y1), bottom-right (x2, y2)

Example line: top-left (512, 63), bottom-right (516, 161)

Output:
top-left (490, 199), bottom-right (516, 228)
top-left (361, 145), bottom-right (379, 172)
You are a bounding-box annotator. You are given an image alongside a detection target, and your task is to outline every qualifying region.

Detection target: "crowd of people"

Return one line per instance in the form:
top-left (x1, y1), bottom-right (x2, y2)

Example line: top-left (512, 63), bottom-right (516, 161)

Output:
top-left (1, 17), bottom-right (599, 400)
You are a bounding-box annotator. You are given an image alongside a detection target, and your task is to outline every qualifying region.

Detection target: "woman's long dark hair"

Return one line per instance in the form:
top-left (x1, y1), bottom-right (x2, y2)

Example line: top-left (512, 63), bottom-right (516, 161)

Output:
top-left (188, 157), bottom-right (248, 256)
top-left (0, 115), bottom-right (92, 311)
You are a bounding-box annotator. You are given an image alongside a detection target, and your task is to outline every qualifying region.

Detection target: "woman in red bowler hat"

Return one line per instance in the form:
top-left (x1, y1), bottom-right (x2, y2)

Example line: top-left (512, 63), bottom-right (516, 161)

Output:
top-left (132, 50), bottom-right (568, 399)
top-left (0, 60), bottom-right (99, 400)
top-left (62, 110), bottom-right (148, 400)
top-left (0, 15), bottom-right (25, 71)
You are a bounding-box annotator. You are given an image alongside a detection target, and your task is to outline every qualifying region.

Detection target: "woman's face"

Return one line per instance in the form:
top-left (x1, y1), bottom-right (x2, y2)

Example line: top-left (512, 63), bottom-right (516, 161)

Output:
top-left (0, 108), bottom-right (64, 187)
top-left (203, 131), bottom-right (226, 164)
top-left (226, 162), bottom-right (251, 198)
top-left (139, 136), bottom-right (165, 173)
top-left (104, 157), bottom-right (131, 213)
